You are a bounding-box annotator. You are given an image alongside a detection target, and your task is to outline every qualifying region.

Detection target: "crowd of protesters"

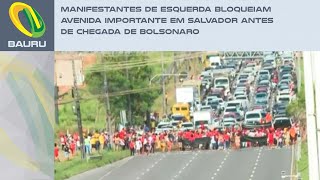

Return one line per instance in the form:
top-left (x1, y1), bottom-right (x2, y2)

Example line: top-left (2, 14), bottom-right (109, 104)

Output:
top-left (55, 121), bottom-right (299, 161)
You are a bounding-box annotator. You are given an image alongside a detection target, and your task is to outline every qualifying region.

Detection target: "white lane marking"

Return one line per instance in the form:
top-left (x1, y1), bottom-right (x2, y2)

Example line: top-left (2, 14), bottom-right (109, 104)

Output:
top-left (290, 142), bottom-right (294, 177)
top-left (98, 171), bottom-right (112, 180)
top-left (211, 177), bottom-right (214, 179)
top-left (217, 168), bottom-right (220, 172)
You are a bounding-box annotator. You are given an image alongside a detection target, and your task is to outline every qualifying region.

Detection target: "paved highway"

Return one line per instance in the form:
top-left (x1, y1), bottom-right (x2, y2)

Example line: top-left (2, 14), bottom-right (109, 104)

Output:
top-left (68, 147), bottom-right (292, 180)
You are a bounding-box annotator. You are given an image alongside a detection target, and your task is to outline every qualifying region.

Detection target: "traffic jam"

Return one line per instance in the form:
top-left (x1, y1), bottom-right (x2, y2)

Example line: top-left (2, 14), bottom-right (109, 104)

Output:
top-left (153, 51), bottom-right (299, 151)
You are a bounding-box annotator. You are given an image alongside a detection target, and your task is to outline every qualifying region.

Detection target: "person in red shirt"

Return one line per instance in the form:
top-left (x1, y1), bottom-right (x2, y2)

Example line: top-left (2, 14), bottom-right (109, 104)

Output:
top-left (129, 140), bottom-right (135, 156)
top-left (200, 122), bottom-right (205, 131)
top-left (70, 141), bottom-right (76, 156)
top-left (268, 129), bottom-right (274, 148)
top-left (54, 143), bottom-right (59, 162)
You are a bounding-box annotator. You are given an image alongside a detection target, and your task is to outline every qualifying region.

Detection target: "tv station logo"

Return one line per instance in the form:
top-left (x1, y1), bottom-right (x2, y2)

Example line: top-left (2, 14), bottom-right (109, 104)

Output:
top-left (8, 2), bottom-right (46, 48)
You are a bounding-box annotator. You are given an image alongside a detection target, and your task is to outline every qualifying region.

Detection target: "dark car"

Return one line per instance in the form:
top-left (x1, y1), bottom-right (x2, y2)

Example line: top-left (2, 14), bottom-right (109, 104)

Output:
top-left (272, 117), bottom-right (293, 130)
top-left (273, 103), bottom-right (288, 115)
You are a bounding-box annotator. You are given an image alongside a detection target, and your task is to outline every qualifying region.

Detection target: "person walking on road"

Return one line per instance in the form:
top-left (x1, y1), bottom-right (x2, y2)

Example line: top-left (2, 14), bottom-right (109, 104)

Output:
top-left (135, 139), bottom-right (141, 155)
top-left (129, 139), bottom-right (135, 156)
top-left (289, 126), bottom-right (296, 145)
top-left (235, 133), bottom-right (241, 150)
top-left (267, 129), bottom-right (274, 148)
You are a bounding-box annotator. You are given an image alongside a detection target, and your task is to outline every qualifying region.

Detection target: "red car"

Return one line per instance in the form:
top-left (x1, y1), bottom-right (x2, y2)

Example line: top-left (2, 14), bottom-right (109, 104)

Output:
top-left (256, 86), bottom-right (268, 93)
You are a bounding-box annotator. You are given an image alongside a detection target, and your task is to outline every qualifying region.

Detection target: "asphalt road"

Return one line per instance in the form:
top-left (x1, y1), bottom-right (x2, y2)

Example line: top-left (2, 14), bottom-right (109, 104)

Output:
top-left (67, 147), bottom-right (292, 180)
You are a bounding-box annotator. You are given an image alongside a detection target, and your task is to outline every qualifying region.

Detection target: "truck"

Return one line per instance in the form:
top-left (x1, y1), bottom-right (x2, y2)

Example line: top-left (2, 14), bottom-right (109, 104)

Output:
top-left (193, 110), bottom-right (215, 129)
top-left (209, 56), bottom-right (221, 69)
top-left (176, 87), bottom-right (195, 103)
top-left (211, 68), bottom-right (235, 97)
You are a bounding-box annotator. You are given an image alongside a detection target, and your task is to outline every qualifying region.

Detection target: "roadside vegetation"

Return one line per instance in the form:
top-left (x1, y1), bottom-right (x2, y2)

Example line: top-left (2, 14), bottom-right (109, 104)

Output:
top-left (54, 150), bottom-right (130, 180)
top-left (55, 52), bottom-right (174, 134)
top-left (297, 141), bottom-right (308, 180)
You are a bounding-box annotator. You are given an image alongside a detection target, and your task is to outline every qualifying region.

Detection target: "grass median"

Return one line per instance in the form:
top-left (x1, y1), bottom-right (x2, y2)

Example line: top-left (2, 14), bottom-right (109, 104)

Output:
top-left (55, 150), bottom-right (130, 180)
top-left (297, 141), bottom-right (308, 180)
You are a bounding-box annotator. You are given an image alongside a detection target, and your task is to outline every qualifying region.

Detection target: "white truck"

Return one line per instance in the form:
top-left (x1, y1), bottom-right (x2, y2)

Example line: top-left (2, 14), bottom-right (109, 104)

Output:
top-left (211, 69), bottom-right (235, 96)
top-left (176, 87), bottom-right (194, 103)
top-left (193, 111), bottom-right (215, 129)
top-left (209, 56), bottom-right (221, 69)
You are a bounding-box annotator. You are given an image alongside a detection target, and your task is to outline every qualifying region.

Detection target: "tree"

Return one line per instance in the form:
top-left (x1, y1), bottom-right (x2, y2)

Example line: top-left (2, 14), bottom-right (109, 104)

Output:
top-left (85, 52), bottom-right (160, 127)
top-left (287, 83), bottom-right (306, 127)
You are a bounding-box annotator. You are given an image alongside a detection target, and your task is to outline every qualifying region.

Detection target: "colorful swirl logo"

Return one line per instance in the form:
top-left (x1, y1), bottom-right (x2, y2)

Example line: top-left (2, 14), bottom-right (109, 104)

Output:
top-left (9, 2), bottom-right (46, 38)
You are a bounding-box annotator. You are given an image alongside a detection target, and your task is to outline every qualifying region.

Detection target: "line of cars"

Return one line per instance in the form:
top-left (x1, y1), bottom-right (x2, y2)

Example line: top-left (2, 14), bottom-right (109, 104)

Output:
top-left (242, 52), bottom-right (296, 130)
top-left (154, 52), bottom-right (297, 134)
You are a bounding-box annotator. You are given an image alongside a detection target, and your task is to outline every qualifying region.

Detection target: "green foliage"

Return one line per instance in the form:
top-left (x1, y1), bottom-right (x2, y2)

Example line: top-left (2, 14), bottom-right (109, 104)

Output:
top-left (84, 52), bottom-right (160, 125)
top-left (287, 83), bottom-right (306, 121)
top-left (297, 141), bottom-right (309, 180)
top-left (54, 150), bottom-right (130, 180)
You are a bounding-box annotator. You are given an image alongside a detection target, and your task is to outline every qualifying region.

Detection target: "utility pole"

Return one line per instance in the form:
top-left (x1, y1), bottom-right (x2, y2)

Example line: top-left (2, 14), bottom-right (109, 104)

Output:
top-left (72, 59), bottom-right (85, 159)
top-left (126, 52), bottom-right (132, 126)
top-left (161, 52), bottom-right (167, 116)
top-left (104, 54), bottom-right (112, 147)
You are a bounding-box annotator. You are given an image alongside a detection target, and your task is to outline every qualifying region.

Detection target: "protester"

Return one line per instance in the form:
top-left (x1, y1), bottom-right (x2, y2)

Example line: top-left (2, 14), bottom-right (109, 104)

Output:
top-left (129, 139), bottom-right (135, 156)
top-left (54, 143), bottom-right (60, 161)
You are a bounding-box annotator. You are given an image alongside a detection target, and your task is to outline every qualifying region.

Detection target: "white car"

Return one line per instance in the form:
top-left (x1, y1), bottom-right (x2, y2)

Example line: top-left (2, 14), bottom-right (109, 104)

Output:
top-left (222, 117), bottom-right (237, 127)
top-left (180, 122), bottom-right (194, 131)
top-left (200, 105), bottom-right (212, 111)
top-left (217, 98), bottom-right (225, 110)
top-left (277, 89), bottom-right (290, 97)
top-left (244, 111), bottom-right (262, 124)
top-left (234, 90), bottom-right (246, 99)
top-left (258, 70), bottom-right (270, 78)
top-left (224, 106), bottom-right (238, 115)
top-left (277, 95), bottom-right (291, 104)
top-left (155, 122), bottom-right (171, 134)
top-left (236, 94), bottom-right (249, 101)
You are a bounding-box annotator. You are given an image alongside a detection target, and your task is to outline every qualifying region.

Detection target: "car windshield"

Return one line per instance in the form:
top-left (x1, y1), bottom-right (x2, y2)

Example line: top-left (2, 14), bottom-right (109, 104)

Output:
top-left (279, 98), bottom-right (290, 102)
top-left (215, 79), bottom-right (228, 85)
top-left (256, 93), bottom-right (267, 98)
top-left (240, 75), bottom-right (249, 79)
top-left (172, 116), bottom-right (184, 121)
top-left (227, 103), bottom-right (239, 107)
top-left (182, 123), bottom-right (193, 128)
top-left (274, 119), bottom-right (291, 126)
top-left (224, 119), bottom-right (235, 123)
top-left (171, 121), bottom-right (179, 126)
top-left (201, 107), bottom-right (210, 110)
top-left (259, 71), bottom-right (268, 75)
top-left (237, 96), bottom-right (246, 100)
top-left (224, 114), bottom-right (235, 118)
top-left (226, 108), bottom-right (236, 112)
top-left (246, 113), bottom-right (260, 119)
top-left (157, 124), bottom-right (169, 128)
top-left (195, 121), bottom-right (208, 126)
top-left (265, 60), bottom-right (274, 63)
top-left (208, 101), bottom-right (219, 105)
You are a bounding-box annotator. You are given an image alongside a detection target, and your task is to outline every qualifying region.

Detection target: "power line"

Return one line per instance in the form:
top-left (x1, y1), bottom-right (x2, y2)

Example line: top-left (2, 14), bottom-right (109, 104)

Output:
top-left (85, 53), bottom-right (204, 73)
top-left (58, 86), bottom-right (162, 105)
